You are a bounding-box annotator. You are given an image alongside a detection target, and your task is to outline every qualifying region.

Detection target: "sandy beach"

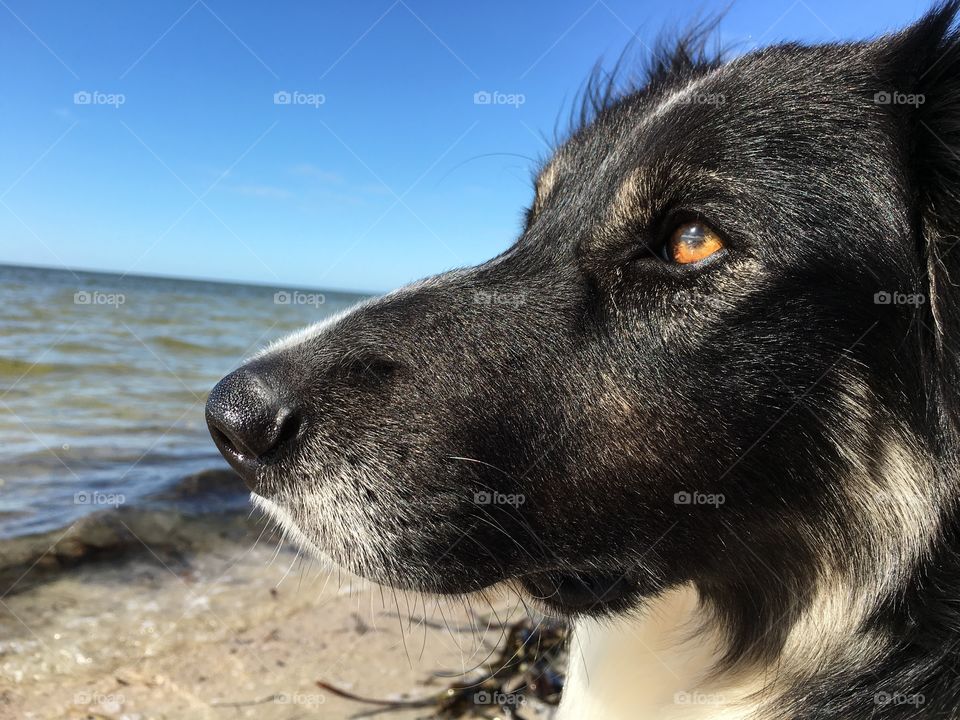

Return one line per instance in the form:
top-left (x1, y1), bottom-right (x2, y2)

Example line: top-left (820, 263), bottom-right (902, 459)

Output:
top-left (0, 504), bottom-right (560, 720)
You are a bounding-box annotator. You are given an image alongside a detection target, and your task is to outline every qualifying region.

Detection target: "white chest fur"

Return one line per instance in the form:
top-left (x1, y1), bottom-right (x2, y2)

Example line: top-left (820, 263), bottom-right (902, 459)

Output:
top-left (556, 587), bottom-right (763, 720)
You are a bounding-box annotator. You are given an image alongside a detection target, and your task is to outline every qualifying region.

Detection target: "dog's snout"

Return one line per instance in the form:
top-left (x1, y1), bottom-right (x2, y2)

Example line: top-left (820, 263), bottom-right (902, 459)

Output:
top-left (205, 365), bottom-right (300, 489)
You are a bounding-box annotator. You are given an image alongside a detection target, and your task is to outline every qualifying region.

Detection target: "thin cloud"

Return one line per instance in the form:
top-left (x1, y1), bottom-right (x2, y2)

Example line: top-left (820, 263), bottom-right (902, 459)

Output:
top-left (288, 163), bottom-right (344, 183)
top-left (229, 184), bottom-right (292, 199)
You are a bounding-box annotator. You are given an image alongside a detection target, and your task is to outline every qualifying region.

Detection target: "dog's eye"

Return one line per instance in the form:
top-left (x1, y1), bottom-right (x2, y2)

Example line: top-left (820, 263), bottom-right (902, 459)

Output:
top-left (664, 222), bottom-right (725, 264)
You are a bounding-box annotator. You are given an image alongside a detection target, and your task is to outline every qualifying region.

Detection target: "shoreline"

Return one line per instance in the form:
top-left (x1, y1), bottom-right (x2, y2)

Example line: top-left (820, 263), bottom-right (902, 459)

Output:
top-left (0, 487), bottom-right (561, 720)
top-left (0, 469), bottom-right (253, 596)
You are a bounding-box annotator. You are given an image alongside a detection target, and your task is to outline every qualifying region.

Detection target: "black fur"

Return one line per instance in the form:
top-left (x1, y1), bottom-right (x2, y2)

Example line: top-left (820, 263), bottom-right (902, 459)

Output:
top-left (207, 4), bottom-right (960, 717)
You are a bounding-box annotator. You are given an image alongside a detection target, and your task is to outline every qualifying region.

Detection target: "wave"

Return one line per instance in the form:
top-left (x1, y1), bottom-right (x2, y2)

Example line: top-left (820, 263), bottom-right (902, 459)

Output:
top-left (0, 357), bottom-right (61, 378)
top-left (0, 356), bottom-right (162, 379)
top-left (149, 335), bottom-right (238, 356)
top-left (0, 467), bottom-right (258, 596)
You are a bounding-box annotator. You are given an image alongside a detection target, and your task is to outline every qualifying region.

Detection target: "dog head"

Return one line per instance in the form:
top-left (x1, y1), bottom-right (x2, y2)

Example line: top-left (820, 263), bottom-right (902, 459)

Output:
top-left (207, 2), bottom-right (960, 663)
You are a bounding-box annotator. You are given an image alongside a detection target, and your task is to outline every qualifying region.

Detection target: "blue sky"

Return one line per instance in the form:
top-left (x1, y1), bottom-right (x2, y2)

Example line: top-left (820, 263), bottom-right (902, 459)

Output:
top-left (0, 0), bottom-right (933, 293)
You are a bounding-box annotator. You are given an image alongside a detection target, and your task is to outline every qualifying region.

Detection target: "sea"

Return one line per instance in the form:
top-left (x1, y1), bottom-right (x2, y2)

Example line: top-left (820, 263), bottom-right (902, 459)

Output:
top-left (0, 263), bottom-right (369, 541)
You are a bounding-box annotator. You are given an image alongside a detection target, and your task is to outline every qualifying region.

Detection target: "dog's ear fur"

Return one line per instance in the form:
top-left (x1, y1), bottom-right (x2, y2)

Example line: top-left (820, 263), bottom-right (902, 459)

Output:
top-left (879, 1), bottom-right (960, 432)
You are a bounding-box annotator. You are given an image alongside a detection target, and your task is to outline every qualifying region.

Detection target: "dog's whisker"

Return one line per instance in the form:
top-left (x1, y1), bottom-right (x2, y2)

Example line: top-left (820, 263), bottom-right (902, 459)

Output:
top-left (276, 546), bottom-right (302, 587)
top-left (391, 586), bottom-right (413, 670)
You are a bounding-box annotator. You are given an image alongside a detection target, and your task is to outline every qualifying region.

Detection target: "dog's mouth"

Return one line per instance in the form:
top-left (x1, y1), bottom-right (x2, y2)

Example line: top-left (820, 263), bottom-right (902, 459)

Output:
top-left (520, 570), bottom-right (638, 614)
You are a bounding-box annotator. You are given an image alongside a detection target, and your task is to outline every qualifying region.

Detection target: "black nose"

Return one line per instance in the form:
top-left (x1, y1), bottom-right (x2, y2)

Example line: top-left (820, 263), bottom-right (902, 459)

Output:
top-left (205, 365), bottom-right (300, 490)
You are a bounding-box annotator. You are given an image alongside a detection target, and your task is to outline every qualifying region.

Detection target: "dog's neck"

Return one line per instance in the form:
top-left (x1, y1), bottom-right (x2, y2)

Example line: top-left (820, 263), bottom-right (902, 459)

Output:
top-left (551, 429), bottom-right (960, 720)
top-left (555, 532), bottom-right (960, 719)
top-left (558, 586), bottom-right (764, 720)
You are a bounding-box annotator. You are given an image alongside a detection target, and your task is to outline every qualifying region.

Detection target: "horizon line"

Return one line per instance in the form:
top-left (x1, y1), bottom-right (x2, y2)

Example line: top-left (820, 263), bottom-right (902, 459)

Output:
top-left (0, 260), bottom-right (382, 298)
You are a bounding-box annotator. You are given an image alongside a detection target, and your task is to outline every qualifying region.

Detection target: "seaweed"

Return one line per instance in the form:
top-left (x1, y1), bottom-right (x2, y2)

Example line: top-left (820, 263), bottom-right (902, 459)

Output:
top-left (316, 616), bottom-right (568, 719)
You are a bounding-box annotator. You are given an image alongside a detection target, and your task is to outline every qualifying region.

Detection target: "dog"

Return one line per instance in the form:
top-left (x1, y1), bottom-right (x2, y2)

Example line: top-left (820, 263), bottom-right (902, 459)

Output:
top-left (206, 3), bottom-right (960, 717)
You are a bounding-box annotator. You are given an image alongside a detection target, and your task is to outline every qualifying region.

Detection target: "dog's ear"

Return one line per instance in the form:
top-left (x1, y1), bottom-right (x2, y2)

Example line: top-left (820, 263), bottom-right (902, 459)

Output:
top-left (876, 1), bottom-right (960, 409)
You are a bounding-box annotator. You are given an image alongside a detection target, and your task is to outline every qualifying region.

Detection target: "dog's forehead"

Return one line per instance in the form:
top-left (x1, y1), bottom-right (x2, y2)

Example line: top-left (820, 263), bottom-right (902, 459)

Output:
top-left (534, 43), bottom-right (882, 221)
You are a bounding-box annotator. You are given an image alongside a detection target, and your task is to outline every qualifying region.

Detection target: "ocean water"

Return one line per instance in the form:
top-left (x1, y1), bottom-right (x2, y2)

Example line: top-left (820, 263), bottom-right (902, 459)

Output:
top-left (0, 264), bottom-right (368, 540)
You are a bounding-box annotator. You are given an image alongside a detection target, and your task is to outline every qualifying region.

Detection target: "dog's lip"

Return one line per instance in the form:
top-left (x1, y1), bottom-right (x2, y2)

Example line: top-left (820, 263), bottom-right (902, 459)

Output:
top-left (520, 569), bottom-right (636, 614)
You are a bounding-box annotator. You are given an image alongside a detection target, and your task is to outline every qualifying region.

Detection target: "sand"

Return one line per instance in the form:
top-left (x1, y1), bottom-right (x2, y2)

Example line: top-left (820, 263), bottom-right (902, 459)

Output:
top-left (0, 515), bottom-right (555, 720)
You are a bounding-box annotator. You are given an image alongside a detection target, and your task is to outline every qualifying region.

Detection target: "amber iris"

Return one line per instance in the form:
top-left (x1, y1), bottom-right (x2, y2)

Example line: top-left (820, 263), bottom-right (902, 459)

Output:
top-left (666, 222), bottom-right (725, 264)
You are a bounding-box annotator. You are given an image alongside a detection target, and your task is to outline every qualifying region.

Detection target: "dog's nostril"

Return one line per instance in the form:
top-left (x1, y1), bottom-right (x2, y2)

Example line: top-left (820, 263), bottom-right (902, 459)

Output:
top-left (205, 366), bottom-right (301, 489)
top-left (271, 409), bottom-right (301, 456)
top-left (209, 425), bottom-right (238, 456)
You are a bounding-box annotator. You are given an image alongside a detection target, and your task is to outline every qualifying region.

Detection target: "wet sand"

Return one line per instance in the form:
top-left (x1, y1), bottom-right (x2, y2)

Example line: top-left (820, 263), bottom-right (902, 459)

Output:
top-left (0, 512), bottom-right (555, 720)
